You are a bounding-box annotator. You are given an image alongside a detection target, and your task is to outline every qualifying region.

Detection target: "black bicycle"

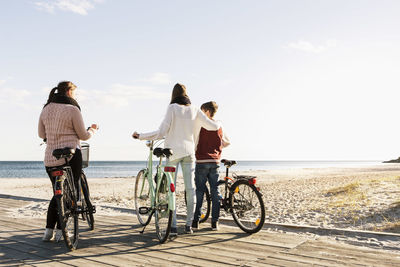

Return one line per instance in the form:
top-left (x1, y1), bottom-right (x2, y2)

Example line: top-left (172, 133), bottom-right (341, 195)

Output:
top-left (48, 142), bottom-right (95, 250)
top-left (193, 159), bottom-right (265, 233)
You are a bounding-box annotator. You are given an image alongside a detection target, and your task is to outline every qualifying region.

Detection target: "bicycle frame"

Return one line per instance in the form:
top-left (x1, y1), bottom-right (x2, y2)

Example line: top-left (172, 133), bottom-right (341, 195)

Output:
top-left (219, 163), bottom-right (258, 212)
top-left (217, 165), bottom-right (232, 212)
top-left (51, 158), bottom-right (90, 214)
top-left (198, 159), bottom-right (266, 233)
top-left (140, 141), bottom-right (176, 215)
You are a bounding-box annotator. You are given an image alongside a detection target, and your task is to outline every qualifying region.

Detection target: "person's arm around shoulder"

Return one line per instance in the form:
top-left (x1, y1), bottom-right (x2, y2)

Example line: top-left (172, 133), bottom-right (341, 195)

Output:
top-left (133, 104), bottom-right (174, 140)
top-left (220, 125), bottom-right (231, 148)
top-left (71, 107), bottom-right (98, 141)
top-left (196, 108), bottom-right (221, 131)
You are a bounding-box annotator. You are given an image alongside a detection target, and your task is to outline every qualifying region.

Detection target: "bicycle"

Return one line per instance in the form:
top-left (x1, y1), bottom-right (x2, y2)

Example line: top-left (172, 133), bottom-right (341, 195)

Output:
top-left (134, 140), bottom-right (176, 243)
top-left (48, 142), bottom-right (95, 250)
top-left (193, 159), bottom-right (265, 233)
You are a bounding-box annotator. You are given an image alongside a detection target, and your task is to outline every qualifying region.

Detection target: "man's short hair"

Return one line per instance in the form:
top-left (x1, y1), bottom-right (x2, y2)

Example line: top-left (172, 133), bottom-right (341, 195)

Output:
top-left (201, 101), bottom-right (218, 118)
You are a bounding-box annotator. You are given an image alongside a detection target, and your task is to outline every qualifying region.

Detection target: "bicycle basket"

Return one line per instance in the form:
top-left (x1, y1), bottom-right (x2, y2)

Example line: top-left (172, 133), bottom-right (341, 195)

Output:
top-left (81, 142), bottom-right (90, 168)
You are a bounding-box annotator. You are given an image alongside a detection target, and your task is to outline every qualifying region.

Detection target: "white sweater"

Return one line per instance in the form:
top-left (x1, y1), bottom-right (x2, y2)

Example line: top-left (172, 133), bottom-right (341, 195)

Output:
top-left (139, 104), bottom-right (221, 161)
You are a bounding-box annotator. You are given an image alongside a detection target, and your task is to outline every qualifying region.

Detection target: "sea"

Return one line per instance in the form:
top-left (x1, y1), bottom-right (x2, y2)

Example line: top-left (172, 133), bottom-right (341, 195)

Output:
top-left (0, 160), bottom-right (384, 178)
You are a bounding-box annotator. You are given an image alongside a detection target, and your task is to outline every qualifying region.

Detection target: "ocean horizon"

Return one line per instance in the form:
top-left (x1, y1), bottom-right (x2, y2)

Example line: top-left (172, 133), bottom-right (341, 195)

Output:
top-left (0, 160), bottom-right (385, 178)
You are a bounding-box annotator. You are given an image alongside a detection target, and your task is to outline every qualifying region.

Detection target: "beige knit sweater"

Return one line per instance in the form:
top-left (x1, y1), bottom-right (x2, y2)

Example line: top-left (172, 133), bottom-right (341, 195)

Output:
top-left (38, 103), bottom-right (95, 167)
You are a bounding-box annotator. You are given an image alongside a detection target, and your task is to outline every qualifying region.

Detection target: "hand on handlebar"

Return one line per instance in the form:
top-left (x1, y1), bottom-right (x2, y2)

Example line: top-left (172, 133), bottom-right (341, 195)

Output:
top-left (91, 124), bottom-right (99, 130)
top-left (132, 131), bottom-right (140, 139)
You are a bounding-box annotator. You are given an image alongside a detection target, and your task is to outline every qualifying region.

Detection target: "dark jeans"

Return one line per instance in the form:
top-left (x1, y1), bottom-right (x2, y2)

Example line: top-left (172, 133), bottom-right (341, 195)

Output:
top-left (45, 149), bottom-right (82, 229)
top-left (193, 163), bottom-right (221, 223)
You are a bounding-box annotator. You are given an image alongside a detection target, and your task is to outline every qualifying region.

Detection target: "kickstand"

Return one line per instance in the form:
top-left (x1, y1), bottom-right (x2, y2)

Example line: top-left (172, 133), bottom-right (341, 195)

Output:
top-left (139, 210), bottom-right (154, 234)
top-left (139, 224), bottom-right (147, 234)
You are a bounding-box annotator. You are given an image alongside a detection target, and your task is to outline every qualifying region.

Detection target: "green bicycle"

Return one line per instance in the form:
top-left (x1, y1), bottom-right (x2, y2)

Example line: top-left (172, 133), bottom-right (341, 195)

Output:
top-left (134, 140), bottom-right (176, 243)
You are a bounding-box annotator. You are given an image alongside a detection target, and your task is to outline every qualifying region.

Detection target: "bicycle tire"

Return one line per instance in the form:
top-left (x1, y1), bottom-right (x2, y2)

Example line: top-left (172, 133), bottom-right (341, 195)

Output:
top-left (56, 177), bottom-right (79, 250)
top-left (134, 169), bottom-right (152, 226)
top-left (229, 180), bottom-right (265, 234)
top-left (154, 174), bottom-right (172, 243)
top-left (185, 186), bottom-right (211, 223)
top-left (81, 172), bottom-right (94, 230)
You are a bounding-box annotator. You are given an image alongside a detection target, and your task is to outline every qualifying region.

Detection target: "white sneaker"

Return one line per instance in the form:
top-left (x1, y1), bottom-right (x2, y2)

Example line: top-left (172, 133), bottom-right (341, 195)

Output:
top-left (55, 229), bottom-right (74, 242)
top-left (55, 229), bottom-right (63, 242)
top-left (42, 228), bottom-right (54, 241)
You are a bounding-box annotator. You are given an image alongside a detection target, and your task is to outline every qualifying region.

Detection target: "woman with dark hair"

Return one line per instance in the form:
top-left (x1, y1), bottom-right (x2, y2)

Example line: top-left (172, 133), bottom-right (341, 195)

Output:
top-left (38, 81), bottom-right (99, 242)
top-left (133, 83), bottom-right (220, 235)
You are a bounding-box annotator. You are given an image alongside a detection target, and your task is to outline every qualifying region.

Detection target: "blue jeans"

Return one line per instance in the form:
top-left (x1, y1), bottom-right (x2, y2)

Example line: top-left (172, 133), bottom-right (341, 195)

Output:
top-left (168, 155), bottom-right (196, 228)
top-left (194, 163), bottom-right (220, 223)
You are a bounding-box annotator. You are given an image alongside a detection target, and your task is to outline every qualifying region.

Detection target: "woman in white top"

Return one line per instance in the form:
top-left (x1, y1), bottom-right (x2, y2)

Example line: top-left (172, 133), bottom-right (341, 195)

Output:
top-left (133, 83), bottom-right (220, 235)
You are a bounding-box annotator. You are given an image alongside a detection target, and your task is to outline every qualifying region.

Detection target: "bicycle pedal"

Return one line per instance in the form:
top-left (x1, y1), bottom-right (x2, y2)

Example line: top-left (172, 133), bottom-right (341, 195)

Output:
top-left (139, 207), bottom-right (150, 214)
top-left (91, 205), bottom-right (96, 214)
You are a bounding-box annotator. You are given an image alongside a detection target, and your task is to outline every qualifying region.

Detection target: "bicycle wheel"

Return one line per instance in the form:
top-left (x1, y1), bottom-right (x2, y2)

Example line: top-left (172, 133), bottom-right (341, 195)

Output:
top-left (56, 178), bottom-right (79, 250)
top-left (154, 174), bottom-right (172, 243)
top-left (81, 172), bottom-right (94, 230)
top-left (134, 169), bottom-right (152, 225)
top-left (185, 186), bottom-right (210, 223)
top-left (229, 180), bottom-right (265, 234)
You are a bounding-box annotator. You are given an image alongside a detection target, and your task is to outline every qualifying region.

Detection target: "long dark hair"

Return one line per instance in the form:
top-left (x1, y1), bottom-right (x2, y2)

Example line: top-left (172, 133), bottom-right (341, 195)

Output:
top-left (170, 83), bottom-right (188, 103)
top-left (44, 81), bottom-right (76, 107)
top-left (170, 83), bottom-right (191, 105)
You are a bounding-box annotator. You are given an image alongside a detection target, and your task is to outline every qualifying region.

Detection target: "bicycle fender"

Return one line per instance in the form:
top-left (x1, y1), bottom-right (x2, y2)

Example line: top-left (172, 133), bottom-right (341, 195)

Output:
top-left (164, 172), bottom-right (176, 211)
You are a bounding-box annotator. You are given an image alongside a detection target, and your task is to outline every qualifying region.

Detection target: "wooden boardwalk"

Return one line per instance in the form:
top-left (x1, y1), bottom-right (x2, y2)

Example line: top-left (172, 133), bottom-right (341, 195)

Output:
top-left (1, 194), bottom-right (400, 266)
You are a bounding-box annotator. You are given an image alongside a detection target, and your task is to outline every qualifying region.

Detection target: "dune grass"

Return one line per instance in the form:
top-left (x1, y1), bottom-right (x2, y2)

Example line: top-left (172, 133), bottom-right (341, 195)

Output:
top-left (321, 177), bottom-right (400, 230)
top-left (324, 182), bottom-right (360, 197)
top-left (373, 220), bottom-right (400, 233)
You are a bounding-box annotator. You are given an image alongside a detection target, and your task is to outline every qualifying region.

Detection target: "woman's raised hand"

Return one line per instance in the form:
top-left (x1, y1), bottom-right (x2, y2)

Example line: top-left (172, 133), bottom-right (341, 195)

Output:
top-left (132, 131), bottom-right (140, 139)
top-left (91, 124), bottom-right (99, 130)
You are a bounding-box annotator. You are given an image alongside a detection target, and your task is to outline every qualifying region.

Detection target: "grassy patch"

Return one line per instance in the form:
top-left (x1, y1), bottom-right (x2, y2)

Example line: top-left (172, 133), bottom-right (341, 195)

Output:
top-left (324, 182), bottom-right (360, 197)
top-left (390, 201), bottom-right (400, 208)
top-left (373, 221), bottom-right (400, 233)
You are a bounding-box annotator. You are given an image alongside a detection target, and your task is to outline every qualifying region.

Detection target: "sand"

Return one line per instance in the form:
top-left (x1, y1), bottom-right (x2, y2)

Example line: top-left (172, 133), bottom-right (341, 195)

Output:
top-left (1, 164), bottom-right (400, 251)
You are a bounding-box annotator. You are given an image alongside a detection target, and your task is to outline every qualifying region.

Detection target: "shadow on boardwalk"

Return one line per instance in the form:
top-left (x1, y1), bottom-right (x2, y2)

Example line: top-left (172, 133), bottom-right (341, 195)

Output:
top-left (1, 194), bottom-right (400, 266)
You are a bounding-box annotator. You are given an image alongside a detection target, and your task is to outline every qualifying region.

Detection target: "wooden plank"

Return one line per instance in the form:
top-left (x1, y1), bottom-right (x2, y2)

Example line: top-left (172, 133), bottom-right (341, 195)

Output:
top-left (177, 235), bottom-right (342, 267)
top-left (87, 220), bottom-right (319, 267)
top-left (82, 215), bottom-right (281, 267)
top-left (288, 240), bottom-right (400, 266)
top-left (0, 215), bottom-right (198, 266)
top-left (0, 221), bottom-right (165, 267)
top-left (95, 215), bottom-right (400, 266)
top-left (74, 221), bottom-right (238, 267)
top-left (0, 232), bottom-right (157, 267)
top-left (0, 245), bottom-right (41, 267)
top-left (257, 257), bottom-right (319, 267)
top-left (0, 241), bottom-right (70, 266)
top-left (1, 197), bottom-right (400, 267)
top-left (0, 220), bottom-right (127, 266)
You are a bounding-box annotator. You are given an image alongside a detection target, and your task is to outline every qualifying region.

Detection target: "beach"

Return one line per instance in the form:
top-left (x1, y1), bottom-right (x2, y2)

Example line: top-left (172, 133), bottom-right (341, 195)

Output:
top-left (1, 164), bottom-right (399, 251)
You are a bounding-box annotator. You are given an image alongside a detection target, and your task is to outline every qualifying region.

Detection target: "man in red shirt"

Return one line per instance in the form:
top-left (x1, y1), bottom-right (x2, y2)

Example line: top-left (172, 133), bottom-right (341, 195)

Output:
top-left (192, 101), bottom-right (230, 230)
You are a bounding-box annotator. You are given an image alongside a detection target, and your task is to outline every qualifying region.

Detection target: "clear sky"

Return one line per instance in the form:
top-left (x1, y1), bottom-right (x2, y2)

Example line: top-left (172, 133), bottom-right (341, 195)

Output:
top-left (1, 0), bottom-right (400, 161)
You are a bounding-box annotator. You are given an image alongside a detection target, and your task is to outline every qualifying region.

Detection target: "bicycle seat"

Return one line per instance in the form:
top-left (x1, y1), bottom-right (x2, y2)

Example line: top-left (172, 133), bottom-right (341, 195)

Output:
top-left (221, 159), bottom-right (236, 167)
top-left (153, 148), bottom-right (164, 157)
top-left (153, 148), bottom-right (174, 158)
top-left (52, 147), bottom-right (75, 160)
top-left (163, 148), bottom-right (173, 158)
